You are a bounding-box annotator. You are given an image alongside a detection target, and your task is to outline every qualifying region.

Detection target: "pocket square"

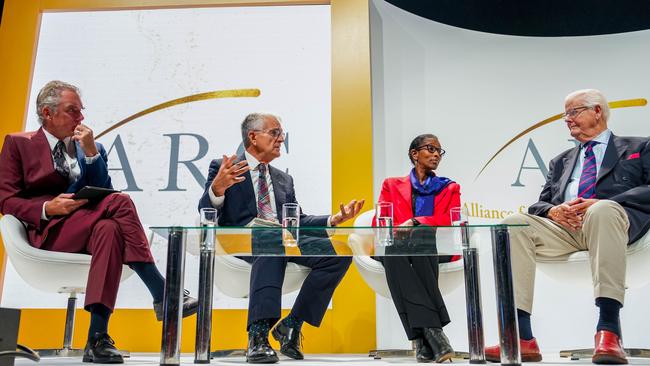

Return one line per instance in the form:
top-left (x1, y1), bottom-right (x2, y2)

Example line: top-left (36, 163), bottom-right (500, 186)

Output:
top-left (627, 152), bottom-right (640, 160)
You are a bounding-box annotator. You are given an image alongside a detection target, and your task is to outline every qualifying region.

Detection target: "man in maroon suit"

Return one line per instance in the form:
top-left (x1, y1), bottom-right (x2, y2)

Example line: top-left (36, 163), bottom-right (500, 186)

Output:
top-left (0, 80), bottom-right (197, 364)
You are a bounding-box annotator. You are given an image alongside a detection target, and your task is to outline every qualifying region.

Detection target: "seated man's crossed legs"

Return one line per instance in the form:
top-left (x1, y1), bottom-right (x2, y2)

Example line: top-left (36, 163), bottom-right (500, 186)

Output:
top-left (42, 193), bottom-right (199, 364)
top-left (485, 200), bottom-right (629, 364)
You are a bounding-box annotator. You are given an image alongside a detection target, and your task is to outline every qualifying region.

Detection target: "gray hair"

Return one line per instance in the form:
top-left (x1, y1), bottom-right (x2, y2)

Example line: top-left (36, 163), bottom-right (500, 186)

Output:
top-left (240, 112), bottom-right (281, 148)
top-left (565, 89), bottom-right (610, 122)
top-left (36, 80), bottom-right (81, 125)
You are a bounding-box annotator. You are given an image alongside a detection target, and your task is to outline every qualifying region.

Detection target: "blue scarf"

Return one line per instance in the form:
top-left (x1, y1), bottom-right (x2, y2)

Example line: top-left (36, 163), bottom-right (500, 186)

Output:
top-left (409, 168), bottom-right (452, 217)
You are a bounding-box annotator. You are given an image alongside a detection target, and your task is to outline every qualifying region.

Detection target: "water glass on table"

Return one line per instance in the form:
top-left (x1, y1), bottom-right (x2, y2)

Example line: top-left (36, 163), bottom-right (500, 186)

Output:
top-left (200, 208), bottom-right (218, 251)
top-left (282, 203), bottom-right (300, 247)
top-left (375, 202), bottom-right (394, 247)
top-left (450, 206), bottom-right (468, 247)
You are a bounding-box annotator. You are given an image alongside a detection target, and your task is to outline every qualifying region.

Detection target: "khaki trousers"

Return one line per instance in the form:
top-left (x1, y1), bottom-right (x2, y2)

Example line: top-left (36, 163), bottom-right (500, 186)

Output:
top-left (502, 200), bottom-right (629, 313)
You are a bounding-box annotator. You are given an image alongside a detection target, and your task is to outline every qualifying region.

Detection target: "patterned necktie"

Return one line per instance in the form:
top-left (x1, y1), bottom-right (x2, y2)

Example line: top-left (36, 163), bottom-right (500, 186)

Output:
top-left (53, 140), bottom-right (70, 179)
top-left (256, 163), bottom-right (276, 221)
top-left (578, 141), bottom-right (598, 198)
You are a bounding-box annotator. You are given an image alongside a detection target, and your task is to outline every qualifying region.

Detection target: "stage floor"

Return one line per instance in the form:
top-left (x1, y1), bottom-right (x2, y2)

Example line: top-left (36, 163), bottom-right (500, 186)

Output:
top-left (13, 353), bottom-right (650, 366)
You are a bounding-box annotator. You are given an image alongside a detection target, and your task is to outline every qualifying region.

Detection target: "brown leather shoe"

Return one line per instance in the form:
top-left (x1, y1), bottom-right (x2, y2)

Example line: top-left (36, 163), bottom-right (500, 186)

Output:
top-left (485, 338), bottom-right (542, 363)
top-left (592, 330), bottom-right (628, 364)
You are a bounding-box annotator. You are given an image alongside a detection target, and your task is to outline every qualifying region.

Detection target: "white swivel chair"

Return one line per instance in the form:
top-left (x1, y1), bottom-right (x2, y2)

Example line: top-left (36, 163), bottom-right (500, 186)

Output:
top-left (536, 229), bottom-right (650, 359)
top-left (0, 214), bottom-right (136, 357)
top-left (348, 210), bottom-right (465, 359)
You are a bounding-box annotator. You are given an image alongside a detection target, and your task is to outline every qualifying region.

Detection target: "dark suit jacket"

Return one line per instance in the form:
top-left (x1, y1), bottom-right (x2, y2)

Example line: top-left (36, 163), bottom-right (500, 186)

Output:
top-left (0, 127), bottom-right (111, 247)
top-left (198, 154), bottom-right (329, 228)
top-left (529, 134), bottom-right (650, 243)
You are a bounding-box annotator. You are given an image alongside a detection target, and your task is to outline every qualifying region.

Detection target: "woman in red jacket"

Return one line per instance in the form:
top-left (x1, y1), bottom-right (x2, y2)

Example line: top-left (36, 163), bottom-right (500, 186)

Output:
top-left (376, 134), bottom-right (460, 363)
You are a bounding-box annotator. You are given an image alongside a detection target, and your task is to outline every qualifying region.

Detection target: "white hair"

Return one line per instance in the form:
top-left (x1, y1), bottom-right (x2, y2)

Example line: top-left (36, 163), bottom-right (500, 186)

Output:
top-left (36, 80), bottom-right (80, 125)
top-left (565, 89), bottom-right (610, 122)
top-left (240, 112), bottom-right (282, 147)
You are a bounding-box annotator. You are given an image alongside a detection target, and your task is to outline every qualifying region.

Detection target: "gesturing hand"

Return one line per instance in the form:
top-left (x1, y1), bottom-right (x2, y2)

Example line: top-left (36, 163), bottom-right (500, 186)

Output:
top-left (210, 154), bottom-right (250, 196)
top-left (72, 124), bottom-right (98, 157)
top-left (44, 193), bottom-right (88, 217)
top-left (330, 199), bottom-right (366, 226)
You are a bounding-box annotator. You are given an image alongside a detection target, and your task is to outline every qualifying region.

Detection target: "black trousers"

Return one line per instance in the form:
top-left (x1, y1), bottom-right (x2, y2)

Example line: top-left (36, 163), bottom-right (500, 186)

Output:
top-left (243, 231), bottom-right (352, 329)
top-left (376, 229), bottom-right (450, 340)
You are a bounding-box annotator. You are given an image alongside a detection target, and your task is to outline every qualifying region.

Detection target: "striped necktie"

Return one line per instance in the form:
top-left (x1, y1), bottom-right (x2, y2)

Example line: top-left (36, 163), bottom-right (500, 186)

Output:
top-left (53, 140), bottom-right (71, 179)
top-left (578, 141), bottom-right (599, 199)
top-left (256, 163), bottom-right (276, 221)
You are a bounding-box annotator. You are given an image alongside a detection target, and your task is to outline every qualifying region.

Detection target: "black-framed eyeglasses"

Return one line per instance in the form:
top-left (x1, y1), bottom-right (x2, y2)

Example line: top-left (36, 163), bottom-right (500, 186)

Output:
top-left (416, 144), bottom-right (446, 156)
top-left (563, 105), bottom-right (593, 120)
top-left (254, 128), bottom-right (285, 139)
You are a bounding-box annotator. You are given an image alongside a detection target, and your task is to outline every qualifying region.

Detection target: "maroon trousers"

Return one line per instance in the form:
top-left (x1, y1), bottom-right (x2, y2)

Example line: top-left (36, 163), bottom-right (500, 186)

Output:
top-left (35, 193), bottom-right (154, 311)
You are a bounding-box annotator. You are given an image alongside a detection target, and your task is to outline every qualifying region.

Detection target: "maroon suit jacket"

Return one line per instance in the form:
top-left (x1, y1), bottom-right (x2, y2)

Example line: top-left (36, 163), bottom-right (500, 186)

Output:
top-left (0, 128), bottom-right (108, 247)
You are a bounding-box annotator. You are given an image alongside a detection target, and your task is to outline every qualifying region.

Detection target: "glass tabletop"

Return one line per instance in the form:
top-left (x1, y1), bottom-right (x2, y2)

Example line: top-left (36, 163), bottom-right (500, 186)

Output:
top-left (150, 224), bottom-right (527, 256)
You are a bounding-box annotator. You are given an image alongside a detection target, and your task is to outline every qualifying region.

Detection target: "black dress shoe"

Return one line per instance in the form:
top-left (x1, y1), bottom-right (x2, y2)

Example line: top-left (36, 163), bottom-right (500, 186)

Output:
top-left (82, 332), bottom-right (124, 364)
top-left (423, 328), bottom-right (454, 363)
top-left (246, 333), bottom-right (279, 364)
top-left (153, 289), bottom-right (199, 321)
top-left (414, 337), bottom-right (434, 363)
top-left (271, 321), bottom-right (304, 360)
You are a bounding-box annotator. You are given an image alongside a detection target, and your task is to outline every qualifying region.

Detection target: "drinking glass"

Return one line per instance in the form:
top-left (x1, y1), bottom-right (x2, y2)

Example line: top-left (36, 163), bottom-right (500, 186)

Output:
top-left (200, 208), bottom-right (217, 251)
top-left (375, 202), bottom-right (393, 247)
top-left (282, 203), bottom-right (300, 247)
top-left (450, 206), bottom-right (468, 247)
top-left (450, 206), bottom-right (468, 226)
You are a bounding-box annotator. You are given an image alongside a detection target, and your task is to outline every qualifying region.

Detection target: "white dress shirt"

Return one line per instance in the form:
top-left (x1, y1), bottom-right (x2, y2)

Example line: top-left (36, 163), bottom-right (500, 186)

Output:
top-left (564, 129), bottom-right (612, 202)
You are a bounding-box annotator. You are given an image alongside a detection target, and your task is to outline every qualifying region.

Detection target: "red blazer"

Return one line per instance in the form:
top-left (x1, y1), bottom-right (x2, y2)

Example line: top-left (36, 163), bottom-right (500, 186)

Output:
top-left (376, 175), bottom-right (461, 261)
top-left (377, 175), bottom-right (461, 226)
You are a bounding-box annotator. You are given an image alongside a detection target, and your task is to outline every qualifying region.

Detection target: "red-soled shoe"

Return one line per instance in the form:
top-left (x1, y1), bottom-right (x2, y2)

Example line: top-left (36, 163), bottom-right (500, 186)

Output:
top-left (485, 338), bottom-right (542, 363)
top-left (592, 330), bottom-right (627, 364)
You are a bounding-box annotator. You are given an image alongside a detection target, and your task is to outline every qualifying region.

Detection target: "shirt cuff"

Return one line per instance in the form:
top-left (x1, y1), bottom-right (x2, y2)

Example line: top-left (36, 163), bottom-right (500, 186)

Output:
top-left (327, 216), bottom-right (333, 227)
top-left (208, 185), bottom-right (225, 208)
top-left (84, 154), bottom-right (100, 164)
top-left (41, 202), bottom-right (50, 221)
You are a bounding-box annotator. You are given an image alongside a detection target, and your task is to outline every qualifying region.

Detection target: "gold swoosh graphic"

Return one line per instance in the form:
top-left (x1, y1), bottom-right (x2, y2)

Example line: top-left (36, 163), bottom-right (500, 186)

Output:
top-left (95, 88), bottom-right (261, 139)
top-left (474, 98), bottom-right (647, 180)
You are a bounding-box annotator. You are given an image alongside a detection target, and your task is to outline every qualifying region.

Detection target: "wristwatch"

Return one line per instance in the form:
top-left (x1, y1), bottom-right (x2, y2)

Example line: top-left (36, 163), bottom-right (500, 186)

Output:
top-left (411, 218), bottom-right (421, 226)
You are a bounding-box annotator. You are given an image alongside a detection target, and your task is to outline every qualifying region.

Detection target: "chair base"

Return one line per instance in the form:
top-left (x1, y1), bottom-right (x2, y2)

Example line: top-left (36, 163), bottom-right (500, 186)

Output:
top-left (369, 349), bottom-right (470, 360)
top-left (36, 348), bottom-right (131, 358)
top-left (210, 349), bottom-right (247, 358)
top-left (560, 348), bottom-right (650, 360)
top-left (36, 348), bottom-right (84, 357)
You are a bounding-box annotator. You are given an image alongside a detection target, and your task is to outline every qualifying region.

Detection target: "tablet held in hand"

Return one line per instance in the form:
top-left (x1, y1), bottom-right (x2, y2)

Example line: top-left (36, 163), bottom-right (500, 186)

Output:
top-left (72, 186), bottom-right (119, 200)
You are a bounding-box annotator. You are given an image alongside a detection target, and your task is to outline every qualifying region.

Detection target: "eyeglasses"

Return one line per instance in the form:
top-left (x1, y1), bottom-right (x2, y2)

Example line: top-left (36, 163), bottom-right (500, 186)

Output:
top-left (254, 128), bottom-right (285, 139)
top-left (563, 106), bottom-right (593, 120)
top-left (416, 144), bottom-right (446, 156)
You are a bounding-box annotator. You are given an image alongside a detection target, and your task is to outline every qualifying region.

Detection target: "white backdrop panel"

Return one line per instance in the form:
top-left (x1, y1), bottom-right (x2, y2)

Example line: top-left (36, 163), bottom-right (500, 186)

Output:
top-left (1, 5), bottom-right (331, 310)
top-left (371, 0), bottom-right (650, 353)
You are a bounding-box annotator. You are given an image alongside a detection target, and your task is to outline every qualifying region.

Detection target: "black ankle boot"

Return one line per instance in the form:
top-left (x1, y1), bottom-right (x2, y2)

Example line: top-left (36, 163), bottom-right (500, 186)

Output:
top-left (423, 328), bottom-right (454, 363)
top-left (414, 337), bottom-right (434, 363)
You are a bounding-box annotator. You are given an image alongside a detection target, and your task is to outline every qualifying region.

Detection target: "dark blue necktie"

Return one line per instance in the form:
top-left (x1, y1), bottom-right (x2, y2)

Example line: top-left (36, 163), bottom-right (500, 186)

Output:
top-left (578, 141), bottom-right (598, 198)
top-left (53, 140), bottom-right (70, 179)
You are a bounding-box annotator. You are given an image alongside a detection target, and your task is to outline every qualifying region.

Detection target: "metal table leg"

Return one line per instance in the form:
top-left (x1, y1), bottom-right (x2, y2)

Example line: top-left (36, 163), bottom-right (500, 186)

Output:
top-left (194, 240), bottom-right (216, 363)
top-left (160, 228), bottom-right (187, 366)
top-left (463, 242), bottom-right (486, 363)
top-left (461, 224), bottom-right (485, 363)
top-left (490, 226), bottom-right (520, 366)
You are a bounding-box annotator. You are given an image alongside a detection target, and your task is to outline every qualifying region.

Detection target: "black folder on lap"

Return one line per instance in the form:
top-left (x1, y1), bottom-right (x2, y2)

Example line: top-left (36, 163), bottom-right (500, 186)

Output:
top-left (72, 186), bottom-right (119, 200)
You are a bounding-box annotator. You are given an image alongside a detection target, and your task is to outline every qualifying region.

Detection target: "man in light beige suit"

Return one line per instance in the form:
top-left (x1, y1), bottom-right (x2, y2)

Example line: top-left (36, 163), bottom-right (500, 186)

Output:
top-left (485, 89), bottom-right (650, 365)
